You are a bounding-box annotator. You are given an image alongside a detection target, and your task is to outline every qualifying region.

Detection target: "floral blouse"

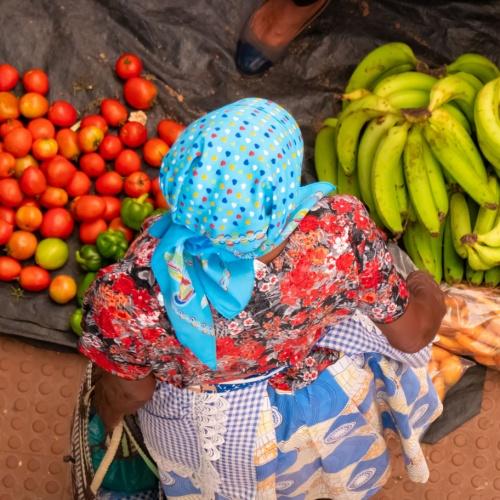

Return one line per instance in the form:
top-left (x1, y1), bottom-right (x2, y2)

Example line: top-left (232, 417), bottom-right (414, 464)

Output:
top-left (79, 195), bottom-right (409, 390)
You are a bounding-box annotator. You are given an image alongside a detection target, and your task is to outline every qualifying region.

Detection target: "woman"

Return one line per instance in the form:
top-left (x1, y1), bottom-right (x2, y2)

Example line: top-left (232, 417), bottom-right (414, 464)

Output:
top-left (79, 98), bottom-right (445, 499)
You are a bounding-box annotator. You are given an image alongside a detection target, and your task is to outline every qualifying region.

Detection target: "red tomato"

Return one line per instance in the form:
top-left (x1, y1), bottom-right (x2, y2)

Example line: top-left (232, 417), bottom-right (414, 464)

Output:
top-left (22, 68), bottom-right (49, 95)
top-left (0, 152), bottom-right (16, 177)
top-left (101, 196), bottom-right (121, 221)
top-left (155, 191), bottom-right (169, 209)
top-left (100, 98), bottom-right (128, 127)
top-left (3, 127), bottom-right (32, 158)
top-left (123, 77), bottom-right (157, 110)
top-left (0, 206), bottom-right (15, 225)
top-left (56, 128), bottom-right (80, 161)
top-left (0, 255), bottom-right (21, 281)
top-left (0, 118), bottom-right (23, 138)
top-left (39, 186), bottom-right (68, 209)
top-left (119, 121), bottom-right (147, 148)
top-left (79, 218), bottom-right (107, 244)
top-left (143, 138), bottom-right (169, 167)
top-left (80, 114), bottom-right (108, 134)
top-left (66, 171), bottom-right (91, 197)
top-left (115, 53), bottom-right (143, 80)
top-left (151, 176), bottom-right (161, 195)
top-left (19, 266), bottom-right (51, 292)
top-left (0, 92), bottom-right (19, 122)
top-left (79, 152), bottom-right (106, 178)
top-left (40, 207), bottom-right (74, 238)
top-left (19, 92), bottom-right (49, 119)
top-left (114, 149), bottom-right (141, 176)
top-left (47, 100), bottom-right (78, 127)
top-left (19, 166), bottom-right (47, 196)
top-left (15, 155), bottom-right (38, 178)
top-left (109, 217), bottom-right (134, 242)
top-left (157, 119), bottom-right (186, 146)
top-left (46, 155), bottom-right (76, 188)
top-left (98, 134), bottom-right (123, 160)
top-left (0, 178), bottom-right (23, 207)
top-left (0, 64), bottom-right (19, 92)
top-left (124, 171), bottom-right (151, 197)
top-left (73, 195), bottom-right (106, 222)
top-left (78, 125), bottom-right (104, 153)
top-left (95, 171), bottom-right (123, 196)
top-left (28, 117), bottom-right (55, 140)
top-left (31, 138), bottom-right (58, 161)
top-left (0, 219), bottom-right (14, 245)
top-left (15, 205), bottom-right (43, 232)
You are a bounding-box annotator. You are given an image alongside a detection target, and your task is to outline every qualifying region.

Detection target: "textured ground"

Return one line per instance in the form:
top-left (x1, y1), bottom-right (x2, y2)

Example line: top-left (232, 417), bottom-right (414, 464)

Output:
top-left (1, 335), bottom-right (500, 499)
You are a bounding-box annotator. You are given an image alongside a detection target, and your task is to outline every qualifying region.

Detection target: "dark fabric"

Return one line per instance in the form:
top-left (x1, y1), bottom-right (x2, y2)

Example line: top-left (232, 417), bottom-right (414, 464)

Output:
top-left (293, 0), bottom-right (321, 6)
top-left (0, 0), bottom-right (498, 348)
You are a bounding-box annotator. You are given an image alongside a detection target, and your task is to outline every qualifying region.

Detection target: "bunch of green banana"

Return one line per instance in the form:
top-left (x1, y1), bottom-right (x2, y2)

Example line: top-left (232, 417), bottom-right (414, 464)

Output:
top-left (313, 43), bottom-right (500, 286)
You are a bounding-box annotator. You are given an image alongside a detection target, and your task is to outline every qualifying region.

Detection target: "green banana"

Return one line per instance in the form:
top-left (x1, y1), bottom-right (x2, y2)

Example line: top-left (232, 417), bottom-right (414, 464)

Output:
top-left (323, 117), bottom-right (340, 128)
top-left (421, 136), bottom-right (449, 219)
top-left (386, 89), bottom-right (430, 109)
top-left (471, 242), bottom-right (500, 269)
top-left (432, 222), bottom-right (444, 283)
top-left (403, 222), bottom-right (426, 270)
top-left (428, 73), bottom-right (478, 123)
top-left (403, 125), bottom-right (441, 236)
top-left (484, 266), bottom-right (500, 287)
top-left (447, 53), bottom-right (500, 84)
top-left (465, 263), bottom-right (484, 285)
top-left (442, 103), bottom-right (472, 134)
top-left (443, 214), bottom-right (464, 284)
top-left (476, 221), bottom-right (500, 247)
top-left (413, 219), bottom-right (440, 282)
top-left (371, 122), bottom-right (411, 235)
top-left (474, 78), bottom-right (500, 172)
top-left (370, 63), bottom-right (416, 89)
top-left (449, 192), bottom-right (471, 258)
top-left (314, 125), bottom-right (338, 189)
top-left (336, 160), bottom-right (361, 199)
top-left (474, 176), bottom-right (499, 234)
top-left (373, 71), bottom-right (437, 97)
top-left (341, 89), bottom-right (372, 102)
top-left (424, 109), bottom-right (495, 208)
top-left (357, 114), bottom-right (401, 215)
top-left (454, 71), bottom-right (484, 93)
top-left (336, 94), bottom-right (398, 175)
top-left (345, 42), bottom-right (418, 92)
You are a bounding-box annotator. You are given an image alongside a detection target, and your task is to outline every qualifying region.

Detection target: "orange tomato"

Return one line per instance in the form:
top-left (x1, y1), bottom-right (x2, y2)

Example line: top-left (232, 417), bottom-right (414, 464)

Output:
top-left (19, 92), bottom-right (49, 119)
top-left (7, 230), bottom-right (38, 260)
top-left (0, 92), bottom-right (19, 121)
top-left (31, 137), bottom-right (58, 161)
top-left (0, 151), bottom-right (16, 177)
top-left (39, 186), bottom-right (68, 209)
top-left (3, 127), bottom-right (32, 158)
top-left (14, 155), bottom-right (39, 178)
top-left (56, 128), bottom-right (80, 161)
top-left (143, 138), bottom-right (169, 167)
top-left (15, 205), bottom-right (43, 231)
top-left (27, 117), bottom-right (55, 140)
top-left (77, 125), bottom-right (104, 153)
top-left (49, 275), bottom-right (77, 304)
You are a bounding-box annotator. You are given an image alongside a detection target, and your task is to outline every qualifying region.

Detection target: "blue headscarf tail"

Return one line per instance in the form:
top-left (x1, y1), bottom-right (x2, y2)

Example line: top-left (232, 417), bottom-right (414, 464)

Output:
top-left (149, 98), bottom-right (333, 369)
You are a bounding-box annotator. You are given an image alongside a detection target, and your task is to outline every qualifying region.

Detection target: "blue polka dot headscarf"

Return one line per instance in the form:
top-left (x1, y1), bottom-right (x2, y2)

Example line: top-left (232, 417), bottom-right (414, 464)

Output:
top-left (149, 98), bottom-right (333, 369)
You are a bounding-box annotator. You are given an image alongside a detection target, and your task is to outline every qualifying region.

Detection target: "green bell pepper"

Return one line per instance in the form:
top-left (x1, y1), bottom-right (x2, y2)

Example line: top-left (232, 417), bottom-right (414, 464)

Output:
top-left (96, 230), bottom-right (129, 261)
top-left (69, 308), bottom-right (83, 336)
top-left (120, 193), bottom-right (154, 231)
top-left (77, 272), bottom-right (97, 306)
top-left (75, 245), bottom-right (103, 272)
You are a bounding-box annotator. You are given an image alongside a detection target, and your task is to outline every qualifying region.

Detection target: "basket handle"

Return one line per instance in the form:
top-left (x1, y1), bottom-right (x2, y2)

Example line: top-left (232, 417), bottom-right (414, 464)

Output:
top-left (90, 420), bottom-right (124, 495)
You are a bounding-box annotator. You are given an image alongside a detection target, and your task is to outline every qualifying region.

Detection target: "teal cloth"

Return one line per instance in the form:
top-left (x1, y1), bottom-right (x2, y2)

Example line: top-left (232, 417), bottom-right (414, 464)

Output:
top-left (149, 98), bottom-right (333, 369)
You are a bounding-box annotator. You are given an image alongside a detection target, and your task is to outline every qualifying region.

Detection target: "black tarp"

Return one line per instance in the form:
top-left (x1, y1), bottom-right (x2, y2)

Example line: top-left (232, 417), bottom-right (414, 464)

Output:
top-left (0, 0), bottom-right (499, 349)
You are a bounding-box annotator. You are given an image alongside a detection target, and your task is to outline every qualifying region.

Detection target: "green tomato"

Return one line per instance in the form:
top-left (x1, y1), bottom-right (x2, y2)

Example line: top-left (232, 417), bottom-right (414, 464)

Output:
top-left (35, 238), bottom-right (69, 270)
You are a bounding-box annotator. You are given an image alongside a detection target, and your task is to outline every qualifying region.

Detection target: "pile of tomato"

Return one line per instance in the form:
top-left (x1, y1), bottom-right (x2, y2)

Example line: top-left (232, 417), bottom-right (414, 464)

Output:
top-left (0, 53), bottom-right (184, 326)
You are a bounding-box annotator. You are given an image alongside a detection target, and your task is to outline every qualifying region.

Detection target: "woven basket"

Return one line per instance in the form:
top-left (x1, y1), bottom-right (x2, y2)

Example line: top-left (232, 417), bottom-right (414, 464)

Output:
top-left (69, 362), bottom-right (164, 500)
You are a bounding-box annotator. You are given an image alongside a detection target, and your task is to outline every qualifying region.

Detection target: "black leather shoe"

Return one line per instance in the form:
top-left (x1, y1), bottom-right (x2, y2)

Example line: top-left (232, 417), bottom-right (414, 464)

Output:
top-left (235, 0), bottom-right (330, 77)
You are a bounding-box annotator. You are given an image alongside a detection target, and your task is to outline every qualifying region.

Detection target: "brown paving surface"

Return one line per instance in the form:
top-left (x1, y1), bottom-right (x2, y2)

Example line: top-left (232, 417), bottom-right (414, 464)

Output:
top-left (0, 335), bottom-right (500, 499)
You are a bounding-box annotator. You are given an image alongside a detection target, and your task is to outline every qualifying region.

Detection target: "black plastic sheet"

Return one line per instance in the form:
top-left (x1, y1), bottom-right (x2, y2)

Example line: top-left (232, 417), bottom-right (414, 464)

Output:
top-left (0, 0), bottom-right (499, 348)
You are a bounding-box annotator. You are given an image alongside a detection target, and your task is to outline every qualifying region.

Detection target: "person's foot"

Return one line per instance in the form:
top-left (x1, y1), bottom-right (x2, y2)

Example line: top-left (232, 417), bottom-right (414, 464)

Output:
top-left (235, 0), bottom-right (329, 76)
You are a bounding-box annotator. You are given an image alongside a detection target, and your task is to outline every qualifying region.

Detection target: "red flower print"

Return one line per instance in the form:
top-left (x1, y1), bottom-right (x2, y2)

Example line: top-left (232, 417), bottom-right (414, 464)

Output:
top-left (299, 215), bottom-right (320, 232)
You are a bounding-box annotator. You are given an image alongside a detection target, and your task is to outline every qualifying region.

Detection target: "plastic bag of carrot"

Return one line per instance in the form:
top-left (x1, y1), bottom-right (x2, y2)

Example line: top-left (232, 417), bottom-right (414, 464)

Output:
top-left (435, 285), bottom-right (500, 368)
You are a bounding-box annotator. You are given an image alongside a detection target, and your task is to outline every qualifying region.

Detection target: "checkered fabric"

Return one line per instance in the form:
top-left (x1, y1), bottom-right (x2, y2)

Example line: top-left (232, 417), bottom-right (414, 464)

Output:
top-left (138, 374), bottom-right (271, 499)
top-left (318, 312), bottom-right (431, 368)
